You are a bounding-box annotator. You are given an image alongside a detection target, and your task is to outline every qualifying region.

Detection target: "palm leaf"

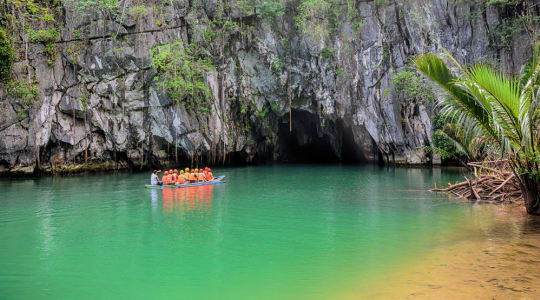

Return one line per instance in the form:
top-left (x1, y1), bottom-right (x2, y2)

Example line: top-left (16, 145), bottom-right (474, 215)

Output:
top-left (466, 64), bottom-right (522, 150)
top-left (414, 54), bottom-right (498, 141)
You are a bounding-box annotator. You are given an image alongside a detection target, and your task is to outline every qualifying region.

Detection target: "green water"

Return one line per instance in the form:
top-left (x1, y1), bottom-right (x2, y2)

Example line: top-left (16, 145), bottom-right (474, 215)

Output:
top-left (0, 165), bottom-right (512, 299)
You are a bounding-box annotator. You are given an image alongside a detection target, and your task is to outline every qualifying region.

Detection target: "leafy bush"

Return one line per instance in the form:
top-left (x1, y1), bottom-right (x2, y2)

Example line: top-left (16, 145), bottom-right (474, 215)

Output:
top-left (296, 0), bottom-right (364, 40)
top-left (256, 1), bottom-right (285, 20)
top-left (432, 114), bottom-right (459, 160)
top-left (391, 69), bottom-right (436, 102)
top-left (320, 47), bottom-right (334, 60)
top-left (7, 80), bottom-right (39, 102)
top-left (73, 0), bottom-right (120, 17)
top-left (270, 102), bottom-right (280, 111)
top-left (129, 5), bottom-right (149, 19)
top-left (0, 28), bottom-right (14, 80)
top-left (7, 79), bottom-right (39, 120)
top-left (150, 41), bottom-right (215, 113)
top-left (27, 28), bottom-right (61, 43)
top-left (271, 56), bottom-right (283, 74)
top-left (296, 0), bottom-right (331, 40)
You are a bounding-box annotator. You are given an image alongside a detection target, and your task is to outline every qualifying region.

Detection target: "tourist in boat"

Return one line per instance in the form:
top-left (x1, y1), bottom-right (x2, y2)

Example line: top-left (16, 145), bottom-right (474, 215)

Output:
top-left (202, 167), bottom-right (208, 179)
top-left (188, 169), bottom-right (197, 183)
top-left (206, 168), bottom-right (214, 180)
top-left (162, 171), bottom-right (171, 185)
top-left (194, 168), bottom-right (200, 182)
top-left (151, 170), bottom-right (162, 186)
top-left (176, 170), bottom-right (186, 185)
top-left (172, 169), bottom-right (178, 182)
top-left (182, 170), bottom-right (189, 182)
top-left (196, 168), bottom-right (207, 182)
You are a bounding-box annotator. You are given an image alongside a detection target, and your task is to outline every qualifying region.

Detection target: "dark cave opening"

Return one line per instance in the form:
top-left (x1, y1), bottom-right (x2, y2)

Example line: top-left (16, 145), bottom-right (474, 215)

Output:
top-left (339, 123), bottom-right (369, 164)
top-left (279, 132), bottom-right (341, 163)
top-left (276, 110), bottom-right (372, 164)
top-left (277, 111), bottom-right (340, 163)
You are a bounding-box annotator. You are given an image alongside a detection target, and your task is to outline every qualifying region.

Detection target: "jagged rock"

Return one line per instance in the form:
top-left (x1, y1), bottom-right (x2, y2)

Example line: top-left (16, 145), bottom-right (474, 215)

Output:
top-left (0, 0), bottom-right (536, 173)
top-left (0, 124), bottom-right (27, 164)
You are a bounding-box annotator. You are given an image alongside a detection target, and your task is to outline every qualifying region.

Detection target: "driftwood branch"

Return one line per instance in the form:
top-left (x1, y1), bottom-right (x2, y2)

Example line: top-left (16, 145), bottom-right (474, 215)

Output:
top-left (431, 160), bottom-right (522, 204)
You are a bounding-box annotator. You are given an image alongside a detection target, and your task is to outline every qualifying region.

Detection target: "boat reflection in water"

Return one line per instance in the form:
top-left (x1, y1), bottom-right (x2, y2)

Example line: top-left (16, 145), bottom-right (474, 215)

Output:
top-left (162, 185), bottom-right (214, 219)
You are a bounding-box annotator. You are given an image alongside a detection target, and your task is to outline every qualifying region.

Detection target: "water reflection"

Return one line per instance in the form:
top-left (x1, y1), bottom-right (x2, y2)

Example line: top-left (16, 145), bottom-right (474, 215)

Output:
top-left (150, 189), bottom-right (158, 212)
top-left (162, 185), bottom-right (214, 217)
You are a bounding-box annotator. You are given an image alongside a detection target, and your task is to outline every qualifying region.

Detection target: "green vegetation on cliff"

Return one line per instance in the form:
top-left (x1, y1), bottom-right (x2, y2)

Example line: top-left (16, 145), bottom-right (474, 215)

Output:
top-left (151, 41), bottom-right (215, 114)
top-left (0, 28), bottom-right (13, 80)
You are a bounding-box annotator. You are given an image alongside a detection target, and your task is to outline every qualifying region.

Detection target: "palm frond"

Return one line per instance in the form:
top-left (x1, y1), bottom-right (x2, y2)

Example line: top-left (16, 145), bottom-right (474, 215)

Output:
top-left (437, 126), bottom-right (471, 159)
top-left (414, 54), bottom-right (498, 141)
top-left (466, 64), bottom-right (522, 149)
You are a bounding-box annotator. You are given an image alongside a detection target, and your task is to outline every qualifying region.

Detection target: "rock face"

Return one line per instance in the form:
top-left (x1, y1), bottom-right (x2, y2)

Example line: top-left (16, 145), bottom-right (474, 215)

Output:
top-left (0, 0), bottom-right (536, 173)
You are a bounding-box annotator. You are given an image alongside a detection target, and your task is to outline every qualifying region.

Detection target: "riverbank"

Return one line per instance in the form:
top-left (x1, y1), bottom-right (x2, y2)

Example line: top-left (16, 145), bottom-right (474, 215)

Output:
top-left (343, 205), bottom-right (540, 299)
top-left (0, 161), bottom-right (466, 177)
top-left (0, 161), bottom-right (131, 176)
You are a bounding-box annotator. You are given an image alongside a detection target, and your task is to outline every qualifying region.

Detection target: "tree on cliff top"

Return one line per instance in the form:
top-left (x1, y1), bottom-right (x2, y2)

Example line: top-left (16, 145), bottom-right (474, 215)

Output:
top-left (415, 45), bottom-right (540, 215)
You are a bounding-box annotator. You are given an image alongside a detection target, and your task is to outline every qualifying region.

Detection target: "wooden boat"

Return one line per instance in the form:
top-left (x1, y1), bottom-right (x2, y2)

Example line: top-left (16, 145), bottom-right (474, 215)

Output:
top-left (145, 176), bottom-right (225, 189)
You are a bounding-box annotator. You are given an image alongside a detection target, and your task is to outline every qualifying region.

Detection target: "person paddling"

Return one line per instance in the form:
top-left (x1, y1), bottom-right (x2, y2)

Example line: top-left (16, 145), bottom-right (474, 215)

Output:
top-left (151, 170), bottom-right (162, 186)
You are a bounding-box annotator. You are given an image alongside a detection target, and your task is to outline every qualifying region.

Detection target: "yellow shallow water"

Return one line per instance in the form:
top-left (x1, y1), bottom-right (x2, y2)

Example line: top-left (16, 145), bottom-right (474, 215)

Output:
top-left (343, 206), bottom-right (540, 299)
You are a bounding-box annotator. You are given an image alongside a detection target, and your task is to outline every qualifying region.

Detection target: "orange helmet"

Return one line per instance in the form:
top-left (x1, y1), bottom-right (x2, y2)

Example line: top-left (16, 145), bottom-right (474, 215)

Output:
top-left (174, 169), bottom-right (178, 173)
top-left (164, 171), bottom-right (169, 175)
top-left (191, 169), bottom-right (195, 173)
top-left (169, 169), bottom-right (173, 173)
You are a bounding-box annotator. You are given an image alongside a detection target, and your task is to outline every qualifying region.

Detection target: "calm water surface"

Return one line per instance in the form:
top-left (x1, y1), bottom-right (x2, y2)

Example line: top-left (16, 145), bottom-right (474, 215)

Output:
top-left (1, 165), bottom-right (539, 299)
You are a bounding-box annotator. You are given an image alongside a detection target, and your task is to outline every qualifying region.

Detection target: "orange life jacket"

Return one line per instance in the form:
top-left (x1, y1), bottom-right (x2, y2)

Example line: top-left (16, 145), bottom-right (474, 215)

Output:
top-left (162, 175), bottom-right (170, 185)
top-left (188, 173), bottom-right (196, 181)
top-left (177, 175), bottom-right (185, 184)
top-left (197, 172), bottom-right (205, 181)
top-left (207, 172), bottom-right (213, 180)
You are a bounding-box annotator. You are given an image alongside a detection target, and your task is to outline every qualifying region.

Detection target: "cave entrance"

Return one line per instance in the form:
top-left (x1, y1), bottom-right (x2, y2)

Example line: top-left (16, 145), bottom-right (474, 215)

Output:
top-left (277, 110), bottom-right (340, 163)
top-left (277, 110), bottom-right (372, 164)
top-left (339, 123), bottom-right (369, 164)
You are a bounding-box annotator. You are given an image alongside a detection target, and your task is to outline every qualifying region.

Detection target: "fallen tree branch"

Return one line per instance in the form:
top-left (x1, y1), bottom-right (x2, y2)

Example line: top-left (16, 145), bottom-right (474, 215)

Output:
top-left (488, 174), bottom-right (515, 196)
top-left (433, 162), bottom-right (522, 205)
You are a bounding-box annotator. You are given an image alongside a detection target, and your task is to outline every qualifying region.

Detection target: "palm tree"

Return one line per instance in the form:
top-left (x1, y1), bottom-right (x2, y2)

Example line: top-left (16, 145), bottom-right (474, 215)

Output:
top-left (414, 45), bottom-right (540, 215)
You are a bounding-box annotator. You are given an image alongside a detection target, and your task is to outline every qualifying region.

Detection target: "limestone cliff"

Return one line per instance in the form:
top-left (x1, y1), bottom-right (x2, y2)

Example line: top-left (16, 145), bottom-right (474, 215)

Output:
top-left (0, 0), bottom-right (537, 174)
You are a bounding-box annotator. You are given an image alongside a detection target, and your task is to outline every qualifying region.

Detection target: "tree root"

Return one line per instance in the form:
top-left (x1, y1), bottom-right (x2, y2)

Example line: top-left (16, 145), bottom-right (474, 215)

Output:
top-left (431, 161), bottom-right (522, 205)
